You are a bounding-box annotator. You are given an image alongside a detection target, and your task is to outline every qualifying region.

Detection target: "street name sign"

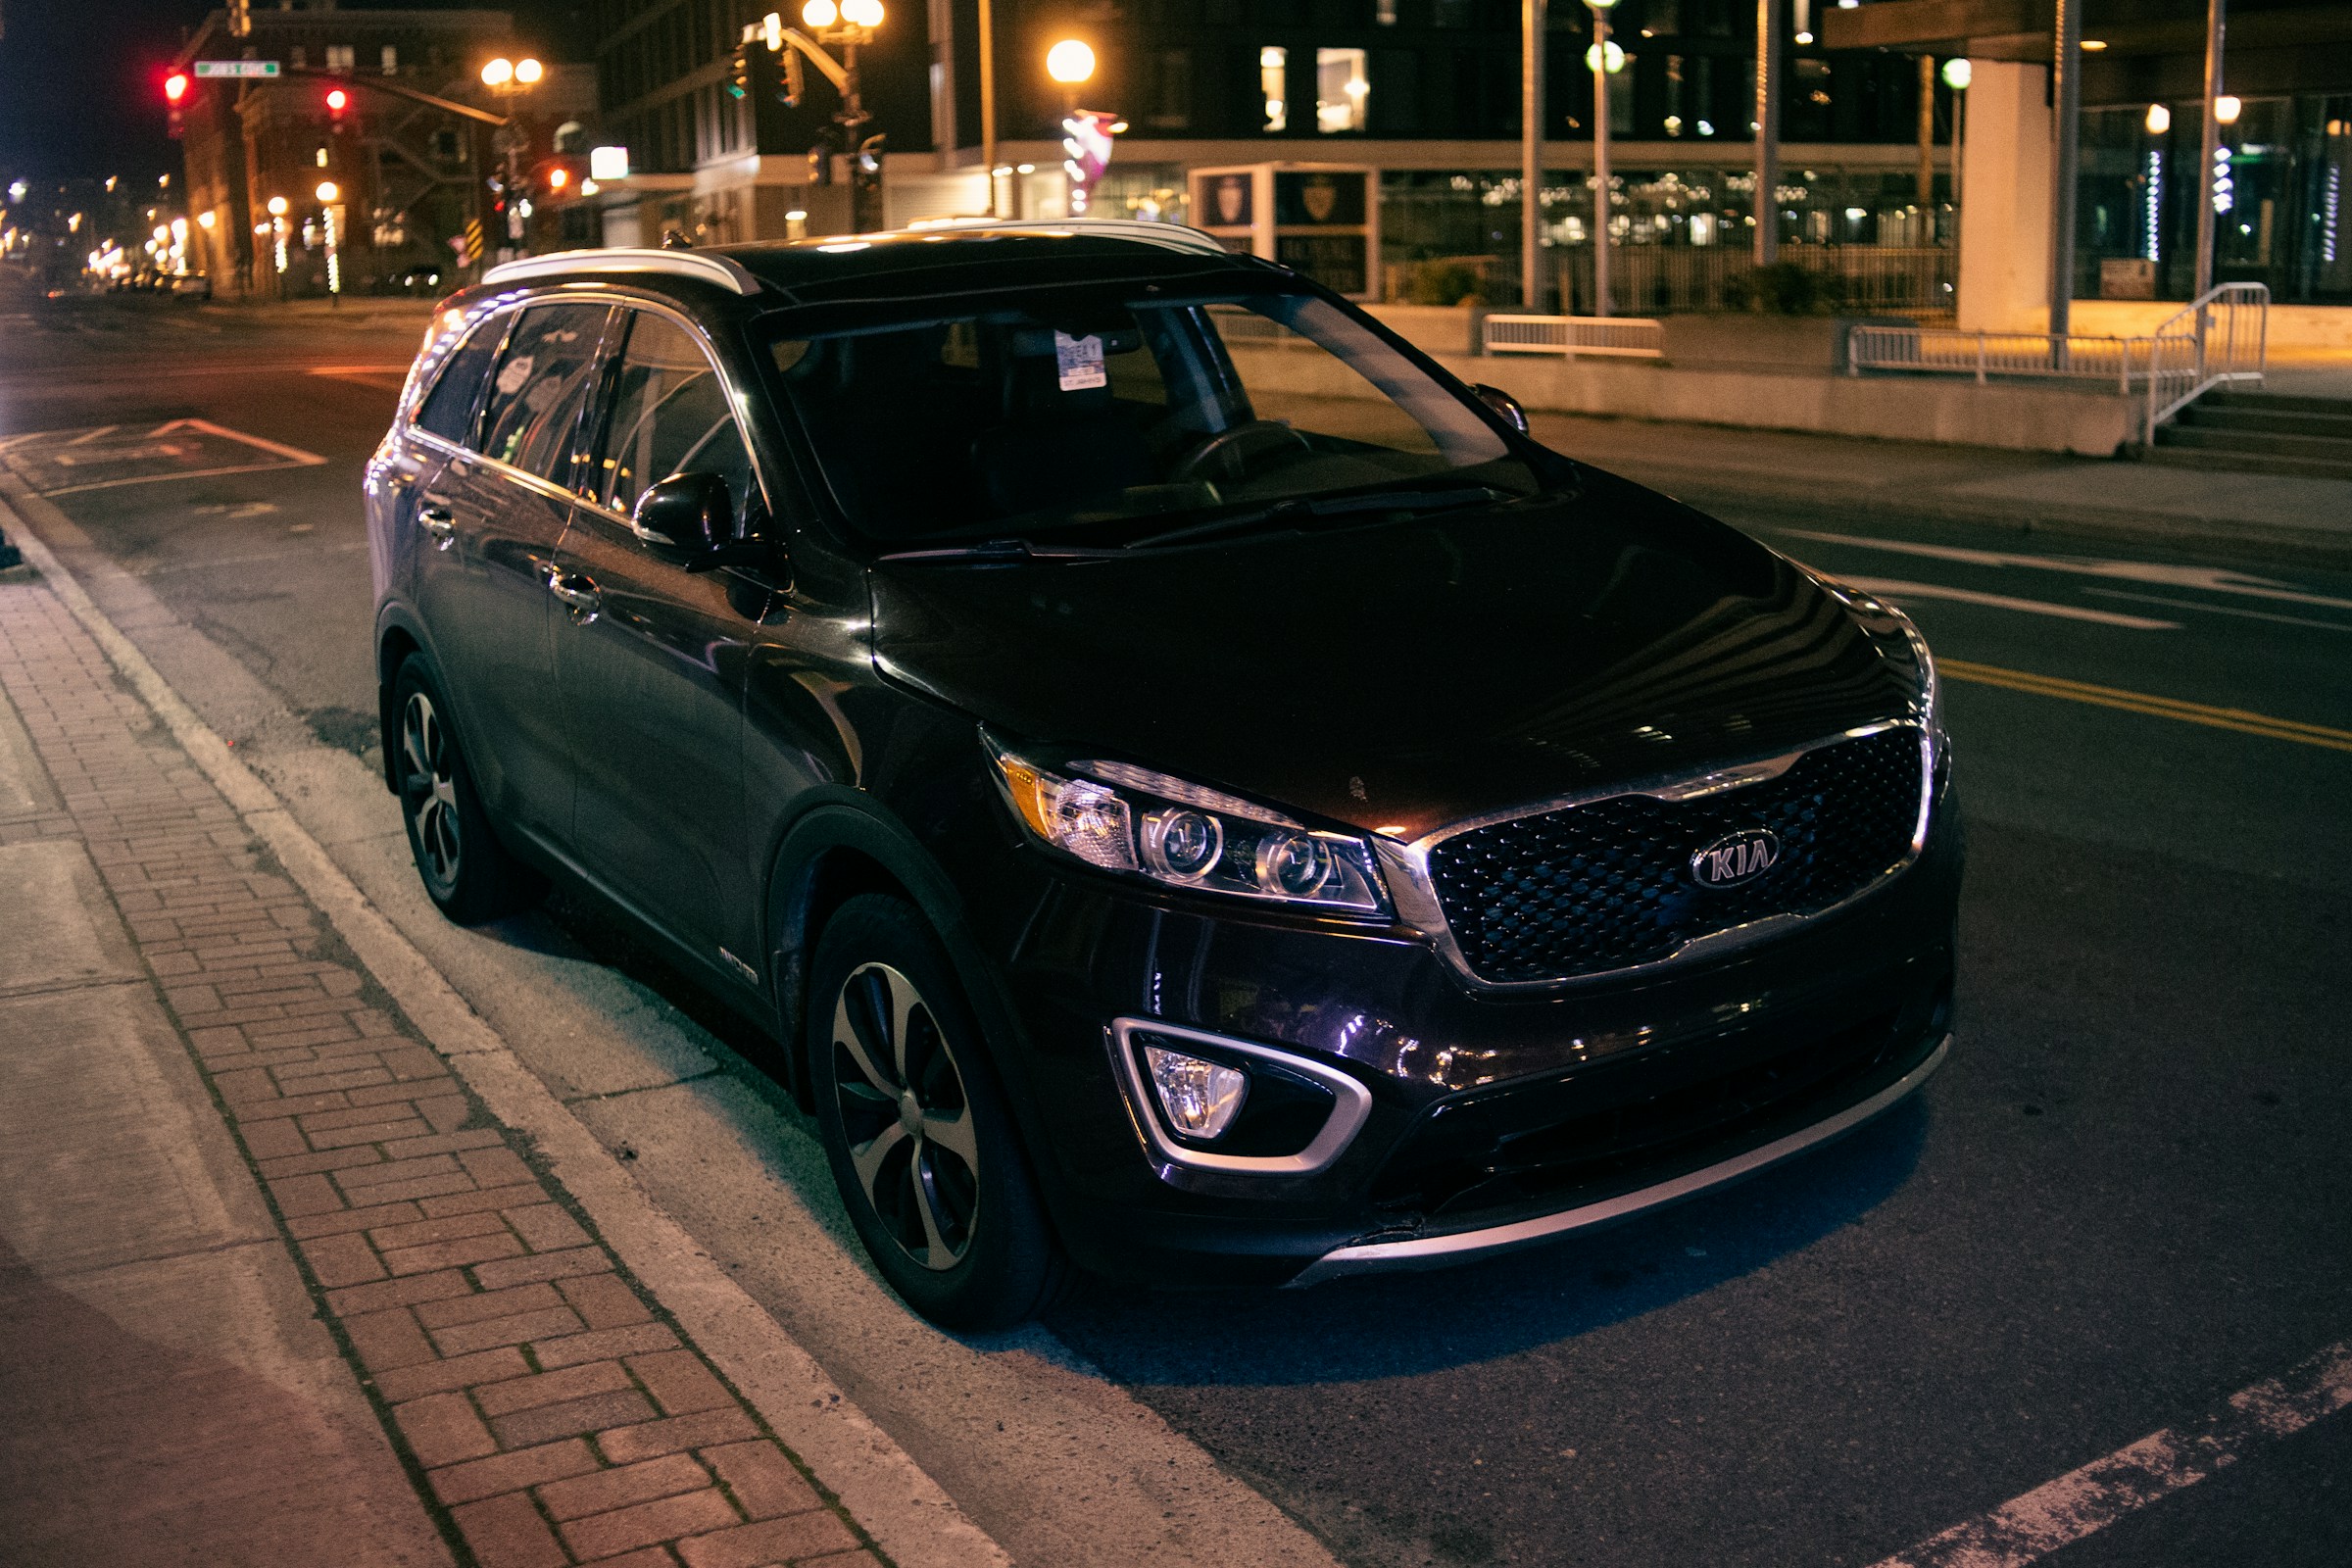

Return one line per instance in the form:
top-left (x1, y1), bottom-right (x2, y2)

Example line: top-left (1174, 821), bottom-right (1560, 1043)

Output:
top-left (193, 61), bottom-right (282, 78)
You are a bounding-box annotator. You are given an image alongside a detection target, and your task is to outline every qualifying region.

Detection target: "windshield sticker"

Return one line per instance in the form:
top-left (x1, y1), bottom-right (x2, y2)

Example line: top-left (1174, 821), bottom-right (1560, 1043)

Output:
top-left (1054, 331), bottom-right (1106, 392)
top-left (494, 354), bottom-right (536, 396)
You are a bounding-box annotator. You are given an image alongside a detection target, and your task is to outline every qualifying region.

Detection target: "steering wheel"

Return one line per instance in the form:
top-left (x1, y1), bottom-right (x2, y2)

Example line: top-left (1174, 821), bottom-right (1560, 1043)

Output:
top-left (1167, 420), bottom-right (1312, 484)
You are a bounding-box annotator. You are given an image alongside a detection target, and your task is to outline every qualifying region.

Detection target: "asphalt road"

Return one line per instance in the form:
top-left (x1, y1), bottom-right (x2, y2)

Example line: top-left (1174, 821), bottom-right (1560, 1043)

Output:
top-left (5, 281), bottom-right (2349, 1568)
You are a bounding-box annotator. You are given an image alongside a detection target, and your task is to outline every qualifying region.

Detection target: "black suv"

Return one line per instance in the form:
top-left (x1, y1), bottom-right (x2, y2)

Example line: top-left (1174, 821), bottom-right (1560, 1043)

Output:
top-left (368, 221), bottom-right (1959, 1328)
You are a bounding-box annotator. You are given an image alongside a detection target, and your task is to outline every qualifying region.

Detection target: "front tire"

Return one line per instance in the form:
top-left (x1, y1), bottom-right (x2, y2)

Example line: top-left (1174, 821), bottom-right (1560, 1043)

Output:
top-left (808, 895), bottom-right (1064, 1330)
top-left (390, 659), bottom-right (545, 926)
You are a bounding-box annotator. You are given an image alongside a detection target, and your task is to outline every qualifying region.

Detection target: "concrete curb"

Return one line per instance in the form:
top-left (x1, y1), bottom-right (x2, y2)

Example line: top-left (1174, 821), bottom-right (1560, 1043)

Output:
top-left (0, 481), bottom-right (1011, 1568)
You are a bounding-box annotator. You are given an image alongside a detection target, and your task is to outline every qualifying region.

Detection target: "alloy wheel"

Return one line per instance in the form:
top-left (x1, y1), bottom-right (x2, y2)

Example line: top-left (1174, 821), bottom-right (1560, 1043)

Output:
top-left (399, 690), bottom-right (462, 895)
top-left (830, 961), bottom-right (981, 1271)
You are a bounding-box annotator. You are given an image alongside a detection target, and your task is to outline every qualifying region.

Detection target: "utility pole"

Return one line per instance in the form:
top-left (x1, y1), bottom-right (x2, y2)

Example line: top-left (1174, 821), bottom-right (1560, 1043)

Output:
top-left (1589, 0), bottom-right (1617, 317)
top-left (1917, 55), bottom-right (1936, 211)
top-left (1521, 0), bottom-right (1544, 310)
top-left (979, 0), bottom-right (997, 215)
top-left (1754, 0), bottom-right (1782, 266)
top-left (2194, 0), bottom-right (2227, 296)
top-left (2049, 0), bottom-right (2082, 338)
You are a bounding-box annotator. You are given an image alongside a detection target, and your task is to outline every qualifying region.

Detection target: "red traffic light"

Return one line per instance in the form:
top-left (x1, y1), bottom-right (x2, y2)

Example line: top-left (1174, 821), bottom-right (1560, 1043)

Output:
top-left (325, 86), bottom-right (351, 113)
top-left (164, 72), bottom-right (191, 105)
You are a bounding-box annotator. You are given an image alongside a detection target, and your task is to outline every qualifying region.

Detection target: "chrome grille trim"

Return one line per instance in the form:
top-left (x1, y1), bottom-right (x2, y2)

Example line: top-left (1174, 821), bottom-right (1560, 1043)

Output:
top-left (1378, 719), bottom-right (1934, 993)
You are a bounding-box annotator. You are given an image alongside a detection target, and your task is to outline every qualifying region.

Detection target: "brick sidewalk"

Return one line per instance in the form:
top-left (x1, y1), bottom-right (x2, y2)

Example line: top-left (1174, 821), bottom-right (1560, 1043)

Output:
top-left (0, 569), bottom-right (881, 1568)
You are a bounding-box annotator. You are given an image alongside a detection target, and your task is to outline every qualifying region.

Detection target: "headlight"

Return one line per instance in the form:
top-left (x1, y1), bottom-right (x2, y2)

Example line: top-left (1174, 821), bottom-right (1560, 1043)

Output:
top-left (984, 735), bottom-right (1390, 914)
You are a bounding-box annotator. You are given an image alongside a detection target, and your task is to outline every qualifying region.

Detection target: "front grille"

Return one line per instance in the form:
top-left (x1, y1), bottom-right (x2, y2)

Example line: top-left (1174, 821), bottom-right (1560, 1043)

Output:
top-left (1427, 726), bottom-right (1923, 984)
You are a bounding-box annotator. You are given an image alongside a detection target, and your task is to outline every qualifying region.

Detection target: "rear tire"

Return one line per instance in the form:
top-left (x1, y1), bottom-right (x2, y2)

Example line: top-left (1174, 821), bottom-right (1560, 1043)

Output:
top-left (390, 658), bottom-right (545, 926)
top-left (808, 895), bottom-right (1066, 1330)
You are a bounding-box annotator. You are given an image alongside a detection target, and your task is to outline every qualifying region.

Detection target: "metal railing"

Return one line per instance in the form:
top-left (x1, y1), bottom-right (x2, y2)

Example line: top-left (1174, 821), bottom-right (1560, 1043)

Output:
top-left (1483, 314), bottom-right (1666, 359)
top-left (1844, 282), bottom-right (2268, 443)
top-left (2140, 282), bottom-right (2269, 444)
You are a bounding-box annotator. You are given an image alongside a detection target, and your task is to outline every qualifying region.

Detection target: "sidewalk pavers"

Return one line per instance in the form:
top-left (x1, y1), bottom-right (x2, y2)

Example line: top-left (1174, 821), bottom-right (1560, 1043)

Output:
top-left (0, 564), bottom-right (880, 1566)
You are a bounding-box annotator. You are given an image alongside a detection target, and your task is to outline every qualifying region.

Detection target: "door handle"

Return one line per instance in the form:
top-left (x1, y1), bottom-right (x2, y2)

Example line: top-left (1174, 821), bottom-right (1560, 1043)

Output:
top-left (418, 501), bottom-right (456, 548)
top-left (546, 569), bottom-right (603, 620)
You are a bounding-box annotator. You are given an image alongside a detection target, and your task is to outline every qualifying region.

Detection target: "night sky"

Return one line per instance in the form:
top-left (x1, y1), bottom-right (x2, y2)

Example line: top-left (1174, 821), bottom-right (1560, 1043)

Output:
top-left (0, 0), bottom-right (588, 185)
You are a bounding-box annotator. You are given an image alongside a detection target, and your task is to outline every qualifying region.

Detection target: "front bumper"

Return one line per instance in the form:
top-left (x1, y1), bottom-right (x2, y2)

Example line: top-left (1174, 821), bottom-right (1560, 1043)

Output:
top-left (954, 786), bottom-right (1963, 1289)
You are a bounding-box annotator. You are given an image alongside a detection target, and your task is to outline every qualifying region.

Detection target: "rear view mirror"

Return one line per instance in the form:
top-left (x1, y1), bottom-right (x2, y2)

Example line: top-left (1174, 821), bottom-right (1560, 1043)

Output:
top-left (1471, 383), bottom-right (1531, 435)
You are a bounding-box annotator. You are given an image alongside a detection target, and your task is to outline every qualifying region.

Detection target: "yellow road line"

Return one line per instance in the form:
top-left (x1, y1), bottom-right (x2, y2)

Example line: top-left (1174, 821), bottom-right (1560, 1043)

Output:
top-left (1940, 659), bottom-right (2352, 754)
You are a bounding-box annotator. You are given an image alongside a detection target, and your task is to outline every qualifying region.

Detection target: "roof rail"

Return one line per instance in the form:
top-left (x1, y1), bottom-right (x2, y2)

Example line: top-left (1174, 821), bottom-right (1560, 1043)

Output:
top-left (481, 247), bottom-right (762, 296)
top-left (895, 217), bottom-right (1233, 257)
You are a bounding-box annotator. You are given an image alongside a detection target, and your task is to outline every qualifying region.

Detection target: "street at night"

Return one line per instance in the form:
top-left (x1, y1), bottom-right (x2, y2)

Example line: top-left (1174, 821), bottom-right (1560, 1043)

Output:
top-left (3, 273), bottom-right (2347, 1568)
top-left (8, 1), bottom-right (2352, 1564)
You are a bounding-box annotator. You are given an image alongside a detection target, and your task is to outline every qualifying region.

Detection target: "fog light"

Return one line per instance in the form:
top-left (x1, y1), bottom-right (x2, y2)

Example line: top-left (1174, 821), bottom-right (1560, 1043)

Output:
top-left (1144, 1046), bottom-right (1247, 1140)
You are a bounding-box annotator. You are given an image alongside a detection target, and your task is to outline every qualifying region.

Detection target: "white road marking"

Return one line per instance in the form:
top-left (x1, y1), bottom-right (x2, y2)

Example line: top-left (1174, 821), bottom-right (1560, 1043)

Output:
top-left (172, 417), bottom-right (328, 466)
top-left (2084, 587), bottom-right (2352, 632)
top-left (1836, 575), bottom-right (2180, 629)
top-left (1871, 1338), bottom-right (2352, 1568)
top-left (2, 419), bottom-right (329, 497)
top-left (1774, 527), bottom-right (2352, 613)
top-left (42, 462), bottom-right (318, 497)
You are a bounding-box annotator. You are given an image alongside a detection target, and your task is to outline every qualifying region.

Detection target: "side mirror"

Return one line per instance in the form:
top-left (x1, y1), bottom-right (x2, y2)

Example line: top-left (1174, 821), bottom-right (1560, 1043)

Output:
top-left (631, 471), bottom-right (735, 553)
top-left (631, 471), bottom-right (779, 576)
top-left (1471, 382), bottom-right (1531, 435)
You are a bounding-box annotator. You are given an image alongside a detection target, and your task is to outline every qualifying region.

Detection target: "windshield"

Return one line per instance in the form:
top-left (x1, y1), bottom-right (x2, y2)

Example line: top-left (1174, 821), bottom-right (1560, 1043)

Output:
top-left (761, 289), bottom-right (1540, 546)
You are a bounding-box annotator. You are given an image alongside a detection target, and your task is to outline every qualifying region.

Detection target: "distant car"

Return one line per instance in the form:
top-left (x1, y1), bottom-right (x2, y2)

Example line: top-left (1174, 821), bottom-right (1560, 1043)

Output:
top-left (366, 221), bottom-right (1961, 1328)
top-left (169, 273), bottom-right (213, 300)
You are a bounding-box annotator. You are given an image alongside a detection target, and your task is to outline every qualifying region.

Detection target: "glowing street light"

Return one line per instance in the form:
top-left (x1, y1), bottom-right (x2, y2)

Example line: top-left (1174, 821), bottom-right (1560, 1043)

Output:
top-left (1046, 39), bottom-right (1096, 85)
top-left (2215, 94), bottom-right (2241, 124)
top-left (2146, 103), bottom-right (2172, 135)
top-left (481, 56), bottom-right (515, 87)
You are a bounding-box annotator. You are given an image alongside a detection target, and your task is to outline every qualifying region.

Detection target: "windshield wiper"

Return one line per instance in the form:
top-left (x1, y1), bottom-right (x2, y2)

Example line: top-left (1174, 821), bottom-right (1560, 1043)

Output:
top-left (878, 537), bottom-right (1132, 564)
top-left (1124, 484), bottom-right (1508, 551)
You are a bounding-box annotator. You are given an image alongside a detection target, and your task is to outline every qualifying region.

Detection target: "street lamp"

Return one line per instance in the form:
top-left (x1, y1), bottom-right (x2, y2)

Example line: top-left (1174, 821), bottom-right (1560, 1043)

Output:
top-left (1943, 57), bottom-right (1970, 234)
top-left (481, 56), bottom-right (544, 261)
top-left (1046, 39), bottom-right (1095, 86)
top-left (1048, 40), bottom-right (1116, 218)
top-left (1586, 0), bottom-right (1621, 318)
top-left (799, 0), bottom-right (887, 231)
top-left (267, 194), bottom-right (290, 285)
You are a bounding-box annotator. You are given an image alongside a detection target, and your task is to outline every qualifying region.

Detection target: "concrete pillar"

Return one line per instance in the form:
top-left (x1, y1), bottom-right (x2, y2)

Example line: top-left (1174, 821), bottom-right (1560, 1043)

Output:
top-left (1955, 59), bottom-right (2052, 332)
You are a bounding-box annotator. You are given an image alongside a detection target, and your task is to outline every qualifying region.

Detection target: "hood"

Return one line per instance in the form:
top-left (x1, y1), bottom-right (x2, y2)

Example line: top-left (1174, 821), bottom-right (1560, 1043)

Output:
top-left (867, 473), bottom-right (1914, 841)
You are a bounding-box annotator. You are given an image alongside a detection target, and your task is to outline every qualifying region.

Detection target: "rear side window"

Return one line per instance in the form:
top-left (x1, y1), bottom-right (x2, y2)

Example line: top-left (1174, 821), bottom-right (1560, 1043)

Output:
top-left (594, 311), bottom-right (756, 520)
top-left (413, 315), bottom-right (504, 445)
top-left (478, 304), bottom-right (614, 484)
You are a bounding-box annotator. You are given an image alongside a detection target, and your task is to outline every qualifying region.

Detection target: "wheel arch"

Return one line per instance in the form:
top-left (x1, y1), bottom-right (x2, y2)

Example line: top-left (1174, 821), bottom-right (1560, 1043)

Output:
top-left (763, 793), bottom-right (989, 1112)
top-left (374, 606), bottom-right (432, 793)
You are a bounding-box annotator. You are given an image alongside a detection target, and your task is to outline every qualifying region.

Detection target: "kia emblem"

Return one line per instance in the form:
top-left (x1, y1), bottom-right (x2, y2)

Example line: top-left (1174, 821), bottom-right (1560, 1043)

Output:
top-left (1690, 828), bottom-right (1782, 889)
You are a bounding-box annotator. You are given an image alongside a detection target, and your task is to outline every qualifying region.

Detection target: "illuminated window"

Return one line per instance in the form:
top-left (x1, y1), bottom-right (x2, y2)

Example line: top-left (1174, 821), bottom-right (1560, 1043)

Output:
top-left (381, 45), bottom-right (399, 74)
top-left (1316, 47), bottom-right (1368, 133)
top-left (1260, 47), bottom-right (1287, 132)
top-left (1377, 0), bottom-right (1397, 22)
top-left (325, 44), bottom-right (356, 73)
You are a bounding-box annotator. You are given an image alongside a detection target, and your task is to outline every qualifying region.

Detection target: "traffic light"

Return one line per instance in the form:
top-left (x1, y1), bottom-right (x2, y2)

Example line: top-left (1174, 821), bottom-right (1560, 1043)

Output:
top-left (728, 44), bottom-right (752, 101)
top-left (164, 72), bottom-right (191, 139)
top-left (325, 85), bottom-right (351, 128)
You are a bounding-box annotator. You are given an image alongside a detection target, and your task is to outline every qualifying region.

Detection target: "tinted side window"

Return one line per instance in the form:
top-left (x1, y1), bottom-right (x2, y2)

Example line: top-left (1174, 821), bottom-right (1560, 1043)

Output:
top-left (479, 304), bottom-right (613, 484)
top-left (413, 315), bottom-right (505, 445)
top-left (595, 312), bottom-right (755, 520)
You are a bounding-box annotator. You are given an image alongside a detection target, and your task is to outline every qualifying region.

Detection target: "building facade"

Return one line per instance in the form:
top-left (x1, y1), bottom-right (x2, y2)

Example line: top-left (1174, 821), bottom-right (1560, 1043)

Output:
top-left (1829, 0), bottom-right (2352, 320)
top-left (172, 4), bottom-right (594, 298)
top-left (587, 0), bottom-right (1959, 309)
